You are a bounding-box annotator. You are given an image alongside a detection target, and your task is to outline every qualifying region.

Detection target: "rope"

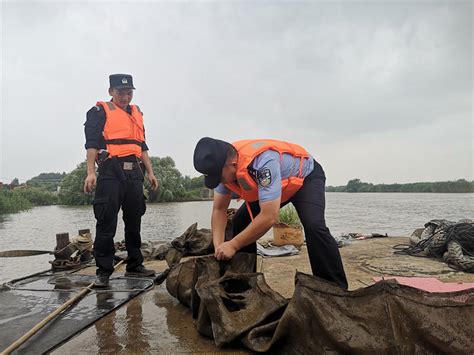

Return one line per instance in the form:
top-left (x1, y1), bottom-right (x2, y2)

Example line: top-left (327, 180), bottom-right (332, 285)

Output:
top-left (393, 225), bottom-right (445, 256)
top-left (394, 221), bottom-right (474, 272)
top-left (443, 223), bottom-right (474, 257)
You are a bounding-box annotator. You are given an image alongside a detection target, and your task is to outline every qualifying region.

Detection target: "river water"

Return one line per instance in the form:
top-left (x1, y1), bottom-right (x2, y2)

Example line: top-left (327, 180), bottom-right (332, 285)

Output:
top-left (1, 193), bottom-right (472, 284)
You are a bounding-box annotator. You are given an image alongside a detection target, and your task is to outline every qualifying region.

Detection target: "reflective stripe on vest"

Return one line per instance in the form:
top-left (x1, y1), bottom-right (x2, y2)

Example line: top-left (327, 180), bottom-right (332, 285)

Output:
top-left (97, 101), bottom-right (145, 158)
top-left (224, 139), bottom-right (310, 204)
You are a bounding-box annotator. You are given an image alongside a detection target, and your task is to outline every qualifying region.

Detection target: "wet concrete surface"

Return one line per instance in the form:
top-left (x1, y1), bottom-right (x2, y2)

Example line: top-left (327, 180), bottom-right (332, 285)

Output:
top-left (53, 236), bottom-right (474, 353)
top-left (0, 274), bottom-right (153, 354)
top-left (52, 260), bottom-right (248, 354)
top-left (52, 284), bottom-right (249, 354)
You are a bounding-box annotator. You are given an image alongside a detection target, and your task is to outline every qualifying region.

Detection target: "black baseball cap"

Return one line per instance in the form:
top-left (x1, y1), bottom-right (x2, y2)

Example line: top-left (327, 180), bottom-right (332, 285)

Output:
top-left (109, 74), bottom-right (136, 89)
top-left (193, 137), bottom-right (233, 189)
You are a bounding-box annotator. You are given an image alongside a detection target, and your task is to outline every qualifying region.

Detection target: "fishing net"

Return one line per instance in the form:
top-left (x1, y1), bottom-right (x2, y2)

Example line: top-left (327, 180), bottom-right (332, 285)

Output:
top-left (395, 220), bottom-right (474, 272)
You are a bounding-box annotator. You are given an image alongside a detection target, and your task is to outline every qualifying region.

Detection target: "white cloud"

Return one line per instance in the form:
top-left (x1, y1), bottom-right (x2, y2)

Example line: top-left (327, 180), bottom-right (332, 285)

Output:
top-left (1, 1), bottom-right (472, 185)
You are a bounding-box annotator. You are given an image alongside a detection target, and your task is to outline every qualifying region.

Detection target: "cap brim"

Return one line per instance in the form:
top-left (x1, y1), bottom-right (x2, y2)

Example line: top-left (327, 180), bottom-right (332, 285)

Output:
top-left (112, 85), bottom-right (136, 90)
top-left (204, 174), bottom-right (221, 189)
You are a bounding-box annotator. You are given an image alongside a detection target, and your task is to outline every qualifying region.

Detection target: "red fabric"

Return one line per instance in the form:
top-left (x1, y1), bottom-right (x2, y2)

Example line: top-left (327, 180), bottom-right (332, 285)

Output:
top-left (373, 276), bottom-right (474, 293)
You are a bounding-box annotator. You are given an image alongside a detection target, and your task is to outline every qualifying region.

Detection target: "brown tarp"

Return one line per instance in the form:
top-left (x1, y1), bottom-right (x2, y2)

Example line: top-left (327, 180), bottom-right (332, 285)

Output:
top-left (166, 253), bottom-right (258, 310)
top-left (193, 254), bottom-right (286, 346)
top-left (248, 273), bottom-right (474, 353)
top-left (167, 256), bottom-right (474, 353)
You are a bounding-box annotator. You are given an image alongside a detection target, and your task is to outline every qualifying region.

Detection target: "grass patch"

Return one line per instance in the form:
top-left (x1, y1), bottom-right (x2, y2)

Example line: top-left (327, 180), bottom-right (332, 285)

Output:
top-left (278, 204), bottom-right (301, 228)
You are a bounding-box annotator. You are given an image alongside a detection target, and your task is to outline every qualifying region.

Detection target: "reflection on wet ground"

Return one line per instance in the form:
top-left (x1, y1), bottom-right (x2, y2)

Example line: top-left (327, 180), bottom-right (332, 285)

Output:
top-left (0, 273), bottom-right (153, 354)
top-left (54, 283), bottom-right (248, 353)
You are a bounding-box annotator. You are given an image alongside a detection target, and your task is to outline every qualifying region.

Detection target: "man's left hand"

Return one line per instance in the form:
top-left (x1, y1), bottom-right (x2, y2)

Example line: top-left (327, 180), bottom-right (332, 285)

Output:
top-left (215, 241), bottom-right (238, 261)
top-left (147, 174), bottom-right (159, 191)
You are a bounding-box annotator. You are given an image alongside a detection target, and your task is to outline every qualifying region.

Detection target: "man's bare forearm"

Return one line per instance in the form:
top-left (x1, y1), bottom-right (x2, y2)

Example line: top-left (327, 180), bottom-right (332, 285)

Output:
top-left (211, 192), bottom-right (232, 250)
top-left (230, 212), bottom-right (277, 250)
top-left (86, 148), bottom-right (99, 175)
top-left (211, 208), bottom-right (227, 248)
top-left (141, 151), bottom-right (154, 176)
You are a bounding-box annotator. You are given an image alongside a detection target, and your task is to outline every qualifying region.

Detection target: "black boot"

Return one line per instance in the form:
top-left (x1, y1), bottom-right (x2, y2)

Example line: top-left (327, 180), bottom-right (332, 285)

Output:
top-left (125, 265), bottom-right (155, 277)
top-left (93, 274), bottom-right (110, 288)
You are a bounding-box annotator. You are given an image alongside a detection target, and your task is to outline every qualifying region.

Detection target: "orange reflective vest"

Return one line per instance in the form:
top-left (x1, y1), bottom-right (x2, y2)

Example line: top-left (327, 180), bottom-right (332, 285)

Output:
top-left (97, 101), bottom-right (145, 158)
top-left (224, 139), bottom-right (310, 205)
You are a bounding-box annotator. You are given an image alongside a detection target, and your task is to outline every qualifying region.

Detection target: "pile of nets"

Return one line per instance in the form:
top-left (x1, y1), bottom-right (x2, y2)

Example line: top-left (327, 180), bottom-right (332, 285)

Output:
top-left (395, 219), bottom-right (474, 272)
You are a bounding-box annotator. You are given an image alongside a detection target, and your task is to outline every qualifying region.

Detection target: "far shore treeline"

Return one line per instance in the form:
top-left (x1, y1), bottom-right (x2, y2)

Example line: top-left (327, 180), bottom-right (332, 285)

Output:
top-left (1, 157), bottom-right (473, 215)
top-left (326, 178), bottom-right (474, 193)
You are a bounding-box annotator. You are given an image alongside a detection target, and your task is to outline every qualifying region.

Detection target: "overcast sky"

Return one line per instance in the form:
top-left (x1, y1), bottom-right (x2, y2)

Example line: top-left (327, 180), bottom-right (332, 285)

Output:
top-left (1, 1), bottom-right (472, 186)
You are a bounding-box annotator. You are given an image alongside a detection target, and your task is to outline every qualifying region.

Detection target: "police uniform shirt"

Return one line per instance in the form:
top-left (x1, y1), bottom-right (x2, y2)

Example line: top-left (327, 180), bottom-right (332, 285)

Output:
top-left (84, 104), bottom-right (149, 151)
top-left (215, 150), bottom-right (315, 202)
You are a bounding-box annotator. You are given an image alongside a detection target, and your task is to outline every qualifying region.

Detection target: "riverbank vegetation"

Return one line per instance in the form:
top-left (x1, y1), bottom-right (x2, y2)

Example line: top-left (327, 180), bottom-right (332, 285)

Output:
top-left (0, 183), bottom-right (59, 214)
top-left (0, 156), bottom-right (205, 214)
top-left (26, 173), bottom-right (66, 192)
top-left (2, 162), bottom-right (472, 215)
top-left (57, 157), bottom-right (204, 205)
top-left (326, 179), bottom-right (474, 193)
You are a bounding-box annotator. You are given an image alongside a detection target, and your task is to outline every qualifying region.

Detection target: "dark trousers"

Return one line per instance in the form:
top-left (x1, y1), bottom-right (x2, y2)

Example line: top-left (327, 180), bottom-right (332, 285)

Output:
top-left (92, 160), bottom-right (146, 276)
top-left (231, 161), bottom-right (348, 289)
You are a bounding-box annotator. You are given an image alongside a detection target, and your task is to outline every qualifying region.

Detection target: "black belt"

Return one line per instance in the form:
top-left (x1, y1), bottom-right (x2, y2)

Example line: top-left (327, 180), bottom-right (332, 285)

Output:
top-left (105, 139), bottom-right (142, 147)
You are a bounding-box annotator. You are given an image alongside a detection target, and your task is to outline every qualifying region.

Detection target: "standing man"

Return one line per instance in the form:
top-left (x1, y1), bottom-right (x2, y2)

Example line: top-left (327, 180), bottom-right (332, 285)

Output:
top-left (84, 74), bottom-right (158, 287)
top-left (193, 137), bottom-right (348, 289)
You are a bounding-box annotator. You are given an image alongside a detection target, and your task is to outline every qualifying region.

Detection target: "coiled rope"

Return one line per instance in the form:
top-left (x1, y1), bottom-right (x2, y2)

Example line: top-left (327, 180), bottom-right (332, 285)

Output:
top-left (394, 221), bottom-right (474, 272)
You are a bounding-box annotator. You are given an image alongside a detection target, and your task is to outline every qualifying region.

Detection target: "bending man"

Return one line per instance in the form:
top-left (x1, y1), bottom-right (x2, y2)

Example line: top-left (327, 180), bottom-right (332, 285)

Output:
top-left (193, 137), bottom-right (347, 289)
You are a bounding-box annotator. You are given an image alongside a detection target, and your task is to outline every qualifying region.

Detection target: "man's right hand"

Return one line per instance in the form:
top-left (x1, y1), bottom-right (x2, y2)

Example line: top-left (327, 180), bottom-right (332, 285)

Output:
top-left (84, 173), bottom-right (97, 193)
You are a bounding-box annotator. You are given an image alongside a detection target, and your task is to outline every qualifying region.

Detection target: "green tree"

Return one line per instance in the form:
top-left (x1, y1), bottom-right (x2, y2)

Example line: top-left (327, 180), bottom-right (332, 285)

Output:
top-left (183, 175), bottom-right (205, 190)
top-left (9, 178), bottom-right (19, 189)
top-left (346, 179), bottom-right (362, 192)
top-left (146, 157), bottom-right (187, 202)
top-left (26, 172), bottom-right (66, 192)
top-left (15, 187), bottom-right (58, 206)
top-left (56, 157), bottom-right (204, 206)
top-left (59, 162), bottom-right (92, 205)
top-left (182, 175), bottom-right (205, 198)
top-left (0, 189), bottom-right (31, 214)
